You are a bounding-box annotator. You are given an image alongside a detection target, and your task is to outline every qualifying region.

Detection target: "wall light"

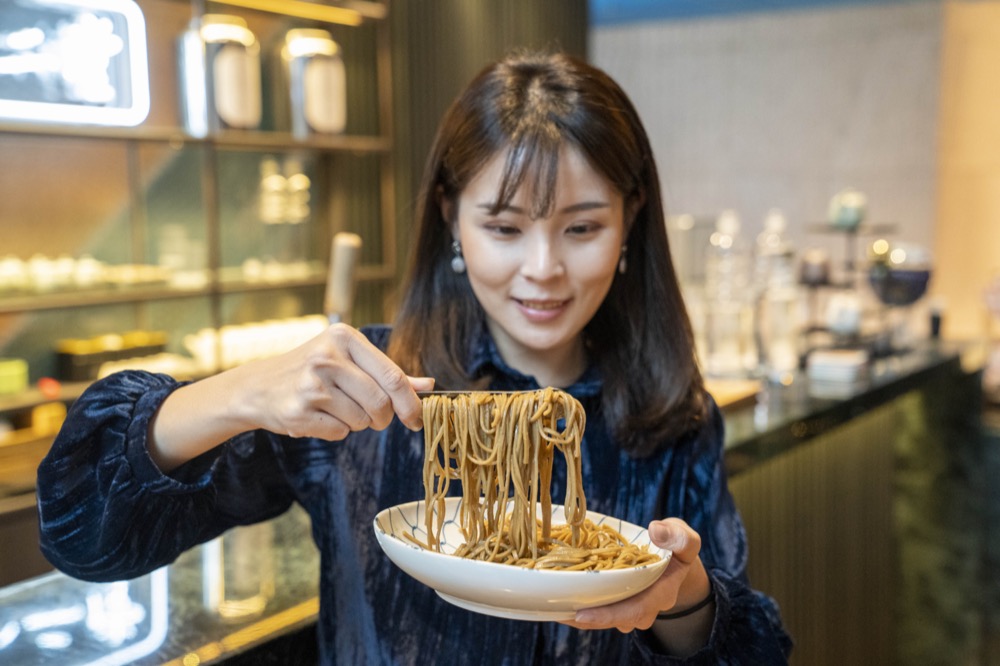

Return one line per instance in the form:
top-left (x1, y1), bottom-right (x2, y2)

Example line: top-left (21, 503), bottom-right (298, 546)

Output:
top-left (0, 0), bottom-right (150, 127)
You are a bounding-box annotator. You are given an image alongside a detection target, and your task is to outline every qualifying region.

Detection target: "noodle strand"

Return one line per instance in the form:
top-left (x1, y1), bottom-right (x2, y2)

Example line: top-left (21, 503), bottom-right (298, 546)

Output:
top-left (415, 389), bottom-right (659, 571)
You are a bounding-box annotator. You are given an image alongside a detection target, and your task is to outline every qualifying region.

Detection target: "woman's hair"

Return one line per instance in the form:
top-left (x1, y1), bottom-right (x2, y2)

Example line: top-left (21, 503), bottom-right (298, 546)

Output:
top-left (388, 50), bottom-right (706, 457)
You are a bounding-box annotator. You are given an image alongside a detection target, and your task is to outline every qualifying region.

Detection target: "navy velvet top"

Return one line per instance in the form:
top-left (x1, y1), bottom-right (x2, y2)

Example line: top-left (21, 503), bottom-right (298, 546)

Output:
top-left (36, 325), bottom-right (791, 665)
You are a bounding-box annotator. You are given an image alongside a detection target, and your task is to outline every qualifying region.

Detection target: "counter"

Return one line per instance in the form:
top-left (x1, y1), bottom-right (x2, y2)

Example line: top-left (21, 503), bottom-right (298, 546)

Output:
top-left (0, 506), bottom-right (320, 665)
top-left (723, 342), bottom-right (985, 665)
top-left (723, 341), bottom-right (973, 476)
top-left (0, 342), bottom-right (985, 664)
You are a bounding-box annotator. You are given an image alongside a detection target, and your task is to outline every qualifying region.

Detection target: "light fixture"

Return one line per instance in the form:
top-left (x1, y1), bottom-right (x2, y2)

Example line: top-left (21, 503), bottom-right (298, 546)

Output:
top-left (0, 0), bottom-right (150, 127)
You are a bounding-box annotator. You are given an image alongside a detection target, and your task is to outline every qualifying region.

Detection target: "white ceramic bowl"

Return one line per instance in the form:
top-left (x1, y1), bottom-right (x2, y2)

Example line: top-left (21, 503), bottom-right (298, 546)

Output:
top-left (373, 497), bottom-right (671, 621)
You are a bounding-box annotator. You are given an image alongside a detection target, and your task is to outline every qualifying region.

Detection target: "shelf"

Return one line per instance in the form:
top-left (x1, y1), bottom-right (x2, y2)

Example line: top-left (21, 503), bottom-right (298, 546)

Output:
top-left (0, 123), bottom-right (392, 154)
top-left (806, 222), bottom-right (899, 235)
top-left (0, 280), bottom-right (317, 315)
top-left (0, 383), bottom-right (89, 414)
top-left (0, 285), bottom-right (209, 315)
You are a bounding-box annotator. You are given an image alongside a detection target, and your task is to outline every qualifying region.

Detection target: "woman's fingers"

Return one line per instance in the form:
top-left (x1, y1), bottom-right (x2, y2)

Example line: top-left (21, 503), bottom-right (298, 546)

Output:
top-left (561, 518), bottom-right (708, 633)
top-left (289, 324), bottom-right (433, 437)
top-left (648, 518), bottom-right (701, 565)
top-left (330, 325), bottom-right (432, 431)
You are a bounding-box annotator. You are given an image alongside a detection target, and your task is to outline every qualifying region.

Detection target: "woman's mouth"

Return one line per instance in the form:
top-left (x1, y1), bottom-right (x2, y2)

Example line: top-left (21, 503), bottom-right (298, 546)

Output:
top-left (517, 299), bottom-right (567, 311)
top-left (514, 298), bottom-right (570, 322)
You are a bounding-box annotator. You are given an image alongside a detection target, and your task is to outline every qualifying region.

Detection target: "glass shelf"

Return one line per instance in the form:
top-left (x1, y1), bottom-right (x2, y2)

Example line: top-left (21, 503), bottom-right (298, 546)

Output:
top-left (0, 123), bottom-right (391, 154)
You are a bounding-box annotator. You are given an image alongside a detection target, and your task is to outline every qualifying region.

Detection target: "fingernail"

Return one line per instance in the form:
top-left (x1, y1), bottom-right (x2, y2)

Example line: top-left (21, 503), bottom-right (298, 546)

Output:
top-left (410, 376), bottom-right (436, 391)
top-left (649, 522), bottom-right (670, 542)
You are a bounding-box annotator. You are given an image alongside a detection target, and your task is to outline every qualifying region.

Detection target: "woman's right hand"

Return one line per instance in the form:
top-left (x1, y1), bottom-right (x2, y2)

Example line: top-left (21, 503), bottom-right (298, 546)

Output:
top-left (149, 323), bottom-right (433, 472)
top-left (240, 323), bottom-right (433, 440)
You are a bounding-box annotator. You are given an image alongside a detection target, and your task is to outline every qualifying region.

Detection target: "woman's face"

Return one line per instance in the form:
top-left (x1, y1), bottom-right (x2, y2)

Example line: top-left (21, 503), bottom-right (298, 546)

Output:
top-left (451, 145), bottom-right (626, 387)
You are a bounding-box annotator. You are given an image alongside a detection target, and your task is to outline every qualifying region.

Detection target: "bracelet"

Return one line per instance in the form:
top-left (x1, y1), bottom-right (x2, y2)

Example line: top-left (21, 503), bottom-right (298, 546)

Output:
top-left (656, 586), bottom-right (715, 621)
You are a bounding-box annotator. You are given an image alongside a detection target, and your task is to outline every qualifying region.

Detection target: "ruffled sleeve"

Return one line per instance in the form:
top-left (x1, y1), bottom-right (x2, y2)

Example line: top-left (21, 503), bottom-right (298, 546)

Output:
top-left (632, 401), bottom-right (793, 664)
top-left (36, 371), bottom-right (295, 582)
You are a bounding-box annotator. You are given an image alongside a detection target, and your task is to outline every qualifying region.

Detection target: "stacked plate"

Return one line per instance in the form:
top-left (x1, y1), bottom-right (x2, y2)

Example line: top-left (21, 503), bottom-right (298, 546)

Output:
top-left (807, 349), bottom-right (870, 398)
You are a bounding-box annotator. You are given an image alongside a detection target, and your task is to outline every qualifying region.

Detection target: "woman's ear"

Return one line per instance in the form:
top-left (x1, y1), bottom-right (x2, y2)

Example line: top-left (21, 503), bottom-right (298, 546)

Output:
top-left (436, 185), bottom-right (458, 238)
top-left (625, 188), bottom-right (646, 236)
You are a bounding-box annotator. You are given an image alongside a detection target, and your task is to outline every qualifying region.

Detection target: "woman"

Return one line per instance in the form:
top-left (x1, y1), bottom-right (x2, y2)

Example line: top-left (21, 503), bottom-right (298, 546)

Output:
top-left (37, 51), bottom-right (791, 664)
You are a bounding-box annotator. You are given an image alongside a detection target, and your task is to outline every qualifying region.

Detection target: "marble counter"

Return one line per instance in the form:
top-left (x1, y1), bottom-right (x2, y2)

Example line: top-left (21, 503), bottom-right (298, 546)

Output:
top-left (0, 505), bottom-right (320, 665)
top-left (721, 341), bottom-right (987, 665)
top-left (722, 342), bottom-right (970, 477)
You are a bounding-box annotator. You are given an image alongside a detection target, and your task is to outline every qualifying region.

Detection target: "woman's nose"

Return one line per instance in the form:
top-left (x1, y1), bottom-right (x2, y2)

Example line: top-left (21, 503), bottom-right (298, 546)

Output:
top-left (520, 236), bottom-right (564, 280)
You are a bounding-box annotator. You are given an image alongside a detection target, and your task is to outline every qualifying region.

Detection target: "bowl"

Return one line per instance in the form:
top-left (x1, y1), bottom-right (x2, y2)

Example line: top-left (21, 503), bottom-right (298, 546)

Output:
top-left (868, 266), bottom-right (931, 307)
top-left (373, 497), bottom-right (671, 621)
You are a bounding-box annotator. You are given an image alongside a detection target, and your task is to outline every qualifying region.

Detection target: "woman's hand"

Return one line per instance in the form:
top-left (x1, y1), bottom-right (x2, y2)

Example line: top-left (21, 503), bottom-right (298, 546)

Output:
top-left (149, 323), bottom-right (433, 472)
top-left (560, 517), bottom-right (714, 654)
top-left (238, 323), bottom-right (433, 440)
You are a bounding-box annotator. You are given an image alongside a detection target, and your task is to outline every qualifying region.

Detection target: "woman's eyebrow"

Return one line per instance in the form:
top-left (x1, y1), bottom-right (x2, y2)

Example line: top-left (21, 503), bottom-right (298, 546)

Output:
top-left (476, 201), bottom-right (611, 214)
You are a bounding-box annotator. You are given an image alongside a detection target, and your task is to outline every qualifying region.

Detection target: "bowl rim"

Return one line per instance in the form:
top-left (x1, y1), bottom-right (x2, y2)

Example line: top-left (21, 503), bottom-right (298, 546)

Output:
top-left (373, 497), bottom-right (672, 577)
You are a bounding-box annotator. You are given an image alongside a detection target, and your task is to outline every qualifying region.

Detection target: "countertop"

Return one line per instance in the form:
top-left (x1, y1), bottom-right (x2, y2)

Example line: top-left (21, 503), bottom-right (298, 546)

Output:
top-left (0, 341), bottom-right (974, 664)
top-left (0, 505), bottom-right (320, 665)
top-left (721, 341), bottom-right (973, 477)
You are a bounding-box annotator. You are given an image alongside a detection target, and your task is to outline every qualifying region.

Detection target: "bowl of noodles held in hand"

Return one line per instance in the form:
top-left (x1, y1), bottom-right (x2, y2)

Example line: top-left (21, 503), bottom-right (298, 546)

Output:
top-left (372, 388), bottom-right (672, 621)
top-left (374, 498), bottom-right (671, 621)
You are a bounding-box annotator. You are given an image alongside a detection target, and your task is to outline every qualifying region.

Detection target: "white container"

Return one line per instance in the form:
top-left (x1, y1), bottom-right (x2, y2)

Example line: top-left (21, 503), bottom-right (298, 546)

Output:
top-left (754, 209), bottom-right (802, 381)
top-left (279, 29), bottom-right (347, 138)
top-left (178, 14), bottom-right (262, 137)
top-left (703, 210), bottom-right (754, 377)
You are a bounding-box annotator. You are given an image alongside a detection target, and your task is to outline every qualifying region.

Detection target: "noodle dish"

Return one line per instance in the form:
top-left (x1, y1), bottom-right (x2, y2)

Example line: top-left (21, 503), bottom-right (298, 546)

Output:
top-left (372, 389), bottom-right (672, 620)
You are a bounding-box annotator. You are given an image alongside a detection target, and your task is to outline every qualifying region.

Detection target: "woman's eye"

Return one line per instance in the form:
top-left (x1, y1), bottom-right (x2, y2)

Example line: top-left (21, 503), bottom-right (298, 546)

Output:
top-left (486, 223), bottom-right (520, 236)
top-left (567, 222), bottom-right (599, 236)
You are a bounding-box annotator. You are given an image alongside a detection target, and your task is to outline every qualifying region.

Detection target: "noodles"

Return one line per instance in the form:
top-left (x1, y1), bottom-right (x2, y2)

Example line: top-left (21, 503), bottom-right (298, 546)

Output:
top-left (413, 388), bottom-right (660, 571)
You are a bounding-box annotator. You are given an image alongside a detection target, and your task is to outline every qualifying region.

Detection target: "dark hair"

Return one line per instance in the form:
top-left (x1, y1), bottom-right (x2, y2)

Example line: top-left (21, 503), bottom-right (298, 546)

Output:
top-left (388, 50), bottom-right (706, 456)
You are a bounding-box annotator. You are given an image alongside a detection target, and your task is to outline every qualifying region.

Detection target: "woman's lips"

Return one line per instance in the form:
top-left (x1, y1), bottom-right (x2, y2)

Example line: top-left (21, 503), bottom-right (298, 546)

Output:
top-left (515, 298), bottom-right (570, 322)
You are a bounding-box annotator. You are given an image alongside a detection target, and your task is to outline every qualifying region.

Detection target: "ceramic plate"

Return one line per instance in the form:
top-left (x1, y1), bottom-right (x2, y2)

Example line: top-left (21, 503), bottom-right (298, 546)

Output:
top-left (373, 497), bottom-right (671, 621)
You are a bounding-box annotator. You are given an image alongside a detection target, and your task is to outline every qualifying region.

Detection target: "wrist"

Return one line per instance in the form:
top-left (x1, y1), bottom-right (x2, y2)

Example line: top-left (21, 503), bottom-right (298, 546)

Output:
top-left (657, 577), bottom-right (715, 621)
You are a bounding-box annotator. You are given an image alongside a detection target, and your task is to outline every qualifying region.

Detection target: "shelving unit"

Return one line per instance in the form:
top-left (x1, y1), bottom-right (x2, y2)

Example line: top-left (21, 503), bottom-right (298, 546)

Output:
top-left (0, 0), bottom-right (395, 425)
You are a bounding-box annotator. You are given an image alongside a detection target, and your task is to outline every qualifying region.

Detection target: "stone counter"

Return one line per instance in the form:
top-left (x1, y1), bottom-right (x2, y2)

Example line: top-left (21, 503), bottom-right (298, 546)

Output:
top-left (0, 505), bottom-right (320, 665)
top-left (722, 342), bottom-right (986, 665)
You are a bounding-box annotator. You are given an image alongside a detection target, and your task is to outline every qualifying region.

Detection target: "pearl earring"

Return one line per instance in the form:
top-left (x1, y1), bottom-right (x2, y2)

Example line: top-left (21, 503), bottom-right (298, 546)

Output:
top-left (618, 244), bottom-right (628, 275)
top-left (450, 240), bottom-right (466, 274)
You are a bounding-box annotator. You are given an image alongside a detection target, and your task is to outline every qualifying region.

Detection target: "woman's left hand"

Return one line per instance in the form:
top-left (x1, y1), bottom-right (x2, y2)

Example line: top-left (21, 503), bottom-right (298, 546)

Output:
top-left (559, 517), bottom-right (712, 633)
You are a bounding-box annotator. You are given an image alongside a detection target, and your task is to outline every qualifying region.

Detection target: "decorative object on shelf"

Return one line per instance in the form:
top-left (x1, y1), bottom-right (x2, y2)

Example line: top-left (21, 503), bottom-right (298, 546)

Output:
top-left (798, 248), bottom-right (832, 287)
top-left (0, 358), bottom-right (28, 396)
top-left (178, 14), bottom-right (262, 137)
top-left (827, 187), bottom-right (868, 231)
top-left (824, 291), bottom-right (863, 338)
top-left (279, 28), bottom-right (347, 138)
top-left (867, 239), bottom-right (932, 307)
top-left (325, 233), bottom-right (363, 324)
top-left (867, 238), bottom-right (932, 355)
top-left (806, 348), bottom-right (871, 399)
top-left (703, 210), bottom-right (755, 378)
top-left (0, 0), bottom-right (150, 127)
top-left (754, 209), bottom-right (802, 382)
top-left (283, 156), bottom-right (312, 223)
top-left (183, 315), bottom-right (328, 372)
top-left (257, 155), bottom-right (313, 225)
top-left (0, 254), bottom-right (175, 294)
top-left (55, 331), bottom-right (167, 382)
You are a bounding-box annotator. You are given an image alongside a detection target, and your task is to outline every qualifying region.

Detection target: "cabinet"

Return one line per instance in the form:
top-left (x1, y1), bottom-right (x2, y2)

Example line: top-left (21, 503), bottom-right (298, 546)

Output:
top-left (0, 0), bottom-right (396, 473)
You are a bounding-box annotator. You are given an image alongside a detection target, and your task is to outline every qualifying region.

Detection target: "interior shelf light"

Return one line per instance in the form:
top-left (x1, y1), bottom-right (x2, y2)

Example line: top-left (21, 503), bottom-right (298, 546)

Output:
top-left (208, 0), bottom-right (388, 27)
top-left (0, 0), bottom-right (150, 127)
